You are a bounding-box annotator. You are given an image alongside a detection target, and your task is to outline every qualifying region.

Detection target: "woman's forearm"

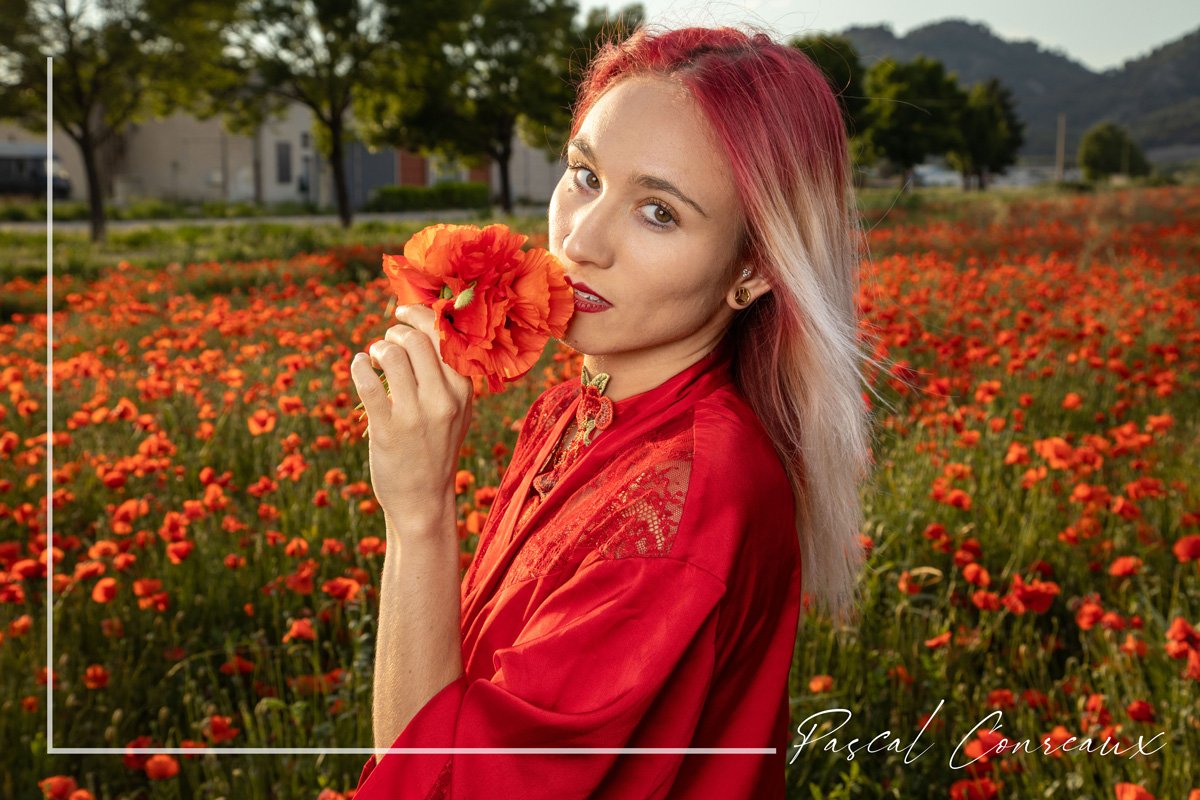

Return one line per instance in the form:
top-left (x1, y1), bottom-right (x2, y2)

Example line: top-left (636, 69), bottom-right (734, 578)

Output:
top-left (372, 507), bottom-right (465, 763)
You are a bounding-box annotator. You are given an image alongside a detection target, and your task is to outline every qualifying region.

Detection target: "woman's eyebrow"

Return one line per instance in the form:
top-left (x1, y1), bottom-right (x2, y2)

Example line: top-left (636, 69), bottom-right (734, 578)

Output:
top-left (568, 136), bottom-right (709, 219)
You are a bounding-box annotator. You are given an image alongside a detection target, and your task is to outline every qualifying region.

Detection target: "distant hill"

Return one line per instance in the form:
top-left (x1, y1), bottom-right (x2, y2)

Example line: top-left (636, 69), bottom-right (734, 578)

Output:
top-left (839, 19), bottom-right (1200, 162)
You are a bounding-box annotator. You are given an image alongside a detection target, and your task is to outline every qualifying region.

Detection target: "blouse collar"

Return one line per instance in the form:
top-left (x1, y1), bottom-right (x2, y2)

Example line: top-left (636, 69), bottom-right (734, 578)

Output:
top-left (584, 331), bottom-right (736, 423)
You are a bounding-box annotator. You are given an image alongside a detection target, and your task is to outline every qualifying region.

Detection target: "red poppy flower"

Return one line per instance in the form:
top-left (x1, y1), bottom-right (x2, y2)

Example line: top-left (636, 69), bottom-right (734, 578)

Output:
top-left (37, 775), bottom-right (77, 799)
top-left (1114, 784), bottom-right (1155, 800)
top-left (283, 617), bottom-right (317, 643)
top-left (1174, 534), bottom-right (1200, 563)
top-left (144, 754), bottom-right (179, 781)
top-left (808, 674), bottom-right (834, 693)
top-left (205, 714), bottom-right (241, 743)
top-left (381, 223), bottom-right (574, 394)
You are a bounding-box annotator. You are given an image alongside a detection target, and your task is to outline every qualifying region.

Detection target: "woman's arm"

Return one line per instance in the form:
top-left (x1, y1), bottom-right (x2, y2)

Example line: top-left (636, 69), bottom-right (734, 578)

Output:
top-left (374, 504), bottom-right (463, 764)
top-left (350, 303), bottom-right (474, 765)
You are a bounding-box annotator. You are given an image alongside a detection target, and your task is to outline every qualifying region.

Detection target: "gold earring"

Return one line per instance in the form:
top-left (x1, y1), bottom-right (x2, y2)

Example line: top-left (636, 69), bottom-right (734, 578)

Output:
top-left (734, 286), bottom-right (752, 306)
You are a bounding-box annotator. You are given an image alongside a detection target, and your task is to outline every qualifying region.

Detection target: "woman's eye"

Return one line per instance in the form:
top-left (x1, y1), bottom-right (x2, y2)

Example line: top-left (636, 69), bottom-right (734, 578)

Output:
top-left (573, 166), bottom-right (600, 191)
top-left (640, 203), bottom-right (676, 227)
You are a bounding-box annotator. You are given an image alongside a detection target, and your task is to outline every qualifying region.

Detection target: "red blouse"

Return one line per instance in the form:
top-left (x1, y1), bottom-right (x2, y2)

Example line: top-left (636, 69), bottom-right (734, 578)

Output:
top-left (353, 335), bottom-right (802, 798)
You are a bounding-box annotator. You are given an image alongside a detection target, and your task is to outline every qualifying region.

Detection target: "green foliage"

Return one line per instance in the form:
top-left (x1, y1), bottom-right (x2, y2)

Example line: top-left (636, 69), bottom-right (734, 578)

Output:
top-left (363, 182), bottom-right (490, 213)
top-left (945, 78), bottom-right (1025, 190)
top-left (536, 2), bottom-right (646, 155)
top-left (862, 56), bottom-right (968, 181)
top-left (1078, 122), bottom-right (1152, 182)
top-left (790, 34), bottom-right (869, 137)
top-left (0, 0), bottom-right (235, 242)
top-left (209, 0), bottom-right (470, 229)
top-left (354, 0), bottom-right (580, 213)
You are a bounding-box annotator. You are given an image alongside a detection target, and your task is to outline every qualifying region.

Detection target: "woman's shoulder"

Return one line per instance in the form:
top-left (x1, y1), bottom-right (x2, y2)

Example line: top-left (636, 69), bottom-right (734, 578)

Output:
top-left (690, 384), bottom-right (790, 495)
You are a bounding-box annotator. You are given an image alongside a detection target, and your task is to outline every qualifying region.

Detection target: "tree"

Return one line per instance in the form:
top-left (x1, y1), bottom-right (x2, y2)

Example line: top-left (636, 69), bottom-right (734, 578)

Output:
top-left (0, 0), bottom-right (233, 242)
top-left (862, 56), bottom-right (967, 189)
top-left (945, 78), bottom-right (1025, 190)
top-left (356, 0), bottom-right (579, 214)
top-left (519, 2), bottom-right (644, 161)
top-left (212, 0), bottom-right (467, 229)
top-left (1078, 122), bottom-right (1150, 182)
top-left (789, 35), bottom-right (868, 138)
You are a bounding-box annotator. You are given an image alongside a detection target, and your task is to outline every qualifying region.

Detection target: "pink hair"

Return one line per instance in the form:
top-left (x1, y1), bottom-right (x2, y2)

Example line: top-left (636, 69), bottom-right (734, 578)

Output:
top-left (569, 26), bottom-right (876, 623)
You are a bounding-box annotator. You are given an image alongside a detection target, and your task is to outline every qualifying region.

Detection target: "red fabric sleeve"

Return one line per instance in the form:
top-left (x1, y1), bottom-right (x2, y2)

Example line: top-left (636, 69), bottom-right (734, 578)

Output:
top-left (353, 555), bottom-right (726, 799)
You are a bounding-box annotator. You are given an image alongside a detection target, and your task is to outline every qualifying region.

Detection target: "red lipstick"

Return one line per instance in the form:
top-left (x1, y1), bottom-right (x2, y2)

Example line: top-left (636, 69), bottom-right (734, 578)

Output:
top-left (566, 278), bottom-right (613, 312)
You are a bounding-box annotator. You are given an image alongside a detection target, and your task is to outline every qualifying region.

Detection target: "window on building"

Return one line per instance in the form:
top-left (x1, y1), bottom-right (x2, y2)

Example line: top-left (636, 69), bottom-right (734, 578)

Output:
top-left (300, 132), bottom-right (310, 149)
top-left (276, 141), bottom-right (292, 184)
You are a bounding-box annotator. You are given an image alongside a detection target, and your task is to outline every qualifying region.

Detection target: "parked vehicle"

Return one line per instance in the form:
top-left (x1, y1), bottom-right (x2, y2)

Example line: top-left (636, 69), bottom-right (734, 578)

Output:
top-left (0, 142), bottom-right (71, 199)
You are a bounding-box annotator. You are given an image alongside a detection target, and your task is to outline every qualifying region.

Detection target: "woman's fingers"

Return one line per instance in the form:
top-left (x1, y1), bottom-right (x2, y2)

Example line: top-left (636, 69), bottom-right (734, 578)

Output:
top-left (395, 304), bottom-right (474, 404)
top-left (382, 323), bottom-right (455, 412)
top-left (366, 339), bottom-right (419, 419)
top-left (350, 351), bottom-right (391, 427)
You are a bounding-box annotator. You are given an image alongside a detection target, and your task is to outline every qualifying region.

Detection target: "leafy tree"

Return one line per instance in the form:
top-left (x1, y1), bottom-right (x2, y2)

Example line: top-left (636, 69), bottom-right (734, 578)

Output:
top-left (575, 3), bottom-right (644, 65)
top-left (213, 0), bottom-right (467, 229)
top-left (0, 0), bottom-right (232, 242)
top-left (356, 0), bottom-right (579, 213)
top-left (945, 78), bottom-right (1025, 190)
top-left (789, 35), bottom-right (868, 137)
top-left (521, 2), bottom-right (645, 160)
top-left (1078, 122), bottom-right (1150, 182)
top-left (862, 56), bottom-right (967, 189)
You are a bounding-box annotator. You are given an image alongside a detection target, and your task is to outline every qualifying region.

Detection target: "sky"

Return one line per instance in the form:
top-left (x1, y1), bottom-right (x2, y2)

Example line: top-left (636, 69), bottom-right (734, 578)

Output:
top-left (633, 0), bottom-right (1200, 72)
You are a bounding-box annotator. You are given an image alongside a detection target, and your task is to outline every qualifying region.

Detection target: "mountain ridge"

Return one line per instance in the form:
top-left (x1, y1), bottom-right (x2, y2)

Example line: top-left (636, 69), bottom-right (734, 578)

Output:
top-left (835, 18), bottom-right (1200, 160)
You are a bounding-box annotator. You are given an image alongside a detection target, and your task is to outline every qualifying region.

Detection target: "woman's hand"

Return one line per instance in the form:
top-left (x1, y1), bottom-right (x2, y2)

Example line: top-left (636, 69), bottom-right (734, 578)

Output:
top-left (350, 304), bottom-right (474, 537)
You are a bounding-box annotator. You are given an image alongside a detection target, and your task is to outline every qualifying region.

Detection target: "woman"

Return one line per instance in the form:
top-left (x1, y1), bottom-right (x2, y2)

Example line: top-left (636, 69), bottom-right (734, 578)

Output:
top-left (348, 24), bottom-right (875, 799)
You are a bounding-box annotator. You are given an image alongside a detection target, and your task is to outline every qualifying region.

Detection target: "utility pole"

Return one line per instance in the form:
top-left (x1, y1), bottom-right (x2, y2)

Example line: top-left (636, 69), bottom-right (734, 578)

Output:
top-left (1055, 113), bottom-right (1066, 183)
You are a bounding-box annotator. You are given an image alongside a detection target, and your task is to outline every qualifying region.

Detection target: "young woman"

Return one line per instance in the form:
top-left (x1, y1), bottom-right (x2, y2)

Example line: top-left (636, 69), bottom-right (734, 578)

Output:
top-left (349, 24), bottom-right (875, 800)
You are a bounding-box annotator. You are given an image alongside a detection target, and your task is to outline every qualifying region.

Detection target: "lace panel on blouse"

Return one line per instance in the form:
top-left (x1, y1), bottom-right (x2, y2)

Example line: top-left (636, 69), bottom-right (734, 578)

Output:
top-left (501, 426), bottom-right (694, 590)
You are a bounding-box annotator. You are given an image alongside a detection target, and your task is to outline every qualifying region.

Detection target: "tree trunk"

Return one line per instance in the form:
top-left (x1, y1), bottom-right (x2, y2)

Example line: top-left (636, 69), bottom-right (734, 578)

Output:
top-left (977, 170), bottom-right (988, 191)
top-left (329, 117), bottom-right (352, 229)
top-left (901, 167), bottom-right (914, 192)
top-left (79, 133), bottom-right (107, 243)
top-left (496, 140), bottom-right (513, 214)
top-left (961, 172), bottom-right (970, 191)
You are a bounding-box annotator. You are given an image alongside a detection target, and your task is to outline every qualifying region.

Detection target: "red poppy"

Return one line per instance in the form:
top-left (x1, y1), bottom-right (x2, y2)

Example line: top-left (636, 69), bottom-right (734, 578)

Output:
top-left (381, 223), bottom-right (574, 394)
top-left (91, 577), bottom-right (118, 604)
top-left (283, 617), bottom-right (317, 643)
top-left (144, 754), bottom-right (179, 780)
top-left (37, 775), bottom-right (77, 799)
top-left (1108, 556), bottom-right (1143, 577)
top-left (1114, 784), bottom-right (1155, 800)
top-left (83, 664), bottom-right (109, 689)
top-left (1174, 534), bottom-right (1200, 563)
top-left (205, 714), bottom-right (241, 743)
top-left (808, 674), bottom-right (834, 693)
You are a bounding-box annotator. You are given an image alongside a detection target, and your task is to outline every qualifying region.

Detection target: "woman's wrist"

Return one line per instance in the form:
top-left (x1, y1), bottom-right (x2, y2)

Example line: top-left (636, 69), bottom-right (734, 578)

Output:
top-left (382, 488), bottom-right (457, 542)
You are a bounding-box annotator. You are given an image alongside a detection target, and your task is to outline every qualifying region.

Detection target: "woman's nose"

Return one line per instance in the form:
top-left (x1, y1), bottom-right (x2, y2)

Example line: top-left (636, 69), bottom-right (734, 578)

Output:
top-left (561, 197), bottom-right (615, 270)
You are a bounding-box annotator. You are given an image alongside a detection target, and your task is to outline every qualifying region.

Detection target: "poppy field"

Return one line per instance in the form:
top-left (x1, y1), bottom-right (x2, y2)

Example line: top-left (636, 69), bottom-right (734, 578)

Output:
top-left (2, 186), bottom-right (1198, 799)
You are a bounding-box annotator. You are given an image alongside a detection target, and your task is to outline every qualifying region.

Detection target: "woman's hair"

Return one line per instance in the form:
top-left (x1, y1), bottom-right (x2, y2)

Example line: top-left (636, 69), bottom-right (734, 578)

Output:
top-left (568, 25), bottom-right (878, 625)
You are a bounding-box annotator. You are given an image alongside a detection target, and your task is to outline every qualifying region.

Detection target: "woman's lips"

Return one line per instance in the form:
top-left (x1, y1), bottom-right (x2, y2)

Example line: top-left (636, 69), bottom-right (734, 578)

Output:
top-left (568, 279), bottom-right (613, 312)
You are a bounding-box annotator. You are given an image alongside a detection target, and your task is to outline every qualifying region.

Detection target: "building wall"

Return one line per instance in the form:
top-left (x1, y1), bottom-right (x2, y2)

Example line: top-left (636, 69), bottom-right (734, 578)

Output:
top-left (3, 107), bottom-right (568, 209)
top-left (259, 103), bottom-right (321, 206)
top-left (495, 142), bottom-right (564, 204)
top-left (398, 151), bottom-right (428, 185)
top-left (344, 142), bottom-right (397, 209)
top-left (115, 112), bottom-right (253, 203)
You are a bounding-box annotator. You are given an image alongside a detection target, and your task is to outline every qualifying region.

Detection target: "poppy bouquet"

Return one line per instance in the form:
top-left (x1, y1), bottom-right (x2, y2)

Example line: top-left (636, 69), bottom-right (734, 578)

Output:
top-left (356, 223), bottom-right (574, 422)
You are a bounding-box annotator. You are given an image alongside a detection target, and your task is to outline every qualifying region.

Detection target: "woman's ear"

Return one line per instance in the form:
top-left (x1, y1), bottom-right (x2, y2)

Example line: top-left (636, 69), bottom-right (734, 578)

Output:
top-left (726, 266), bottom-right (772, 311)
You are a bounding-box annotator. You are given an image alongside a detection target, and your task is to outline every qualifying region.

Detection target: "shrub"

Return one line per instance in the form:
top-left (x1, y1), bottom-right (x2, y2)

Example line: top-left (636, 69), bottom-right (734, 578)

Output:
top-left (364, 181), bottom-right (490, 212)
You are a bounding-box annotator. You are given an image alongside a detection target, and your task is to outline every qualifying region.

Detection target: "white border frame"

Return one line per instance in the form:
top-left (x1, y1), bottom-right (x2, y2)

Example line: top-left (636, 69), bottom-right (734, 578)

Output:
top-left (42, 56), bottom-right (775, 759)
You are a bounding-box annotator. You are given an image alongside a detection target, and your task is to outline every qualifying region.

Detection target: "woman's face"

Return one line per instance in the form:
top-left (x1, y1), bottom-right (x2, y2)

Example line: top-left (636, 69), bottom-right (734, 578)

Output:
top-left (549, 74), bottom-right (747, 395)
